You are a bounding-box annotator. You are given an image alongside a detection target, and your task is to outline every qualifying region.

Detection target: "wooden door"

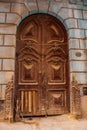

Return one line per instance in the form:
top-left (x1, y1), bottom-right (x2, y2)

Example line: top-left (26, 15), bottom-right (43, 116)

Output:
top-left (15, 14), bottom-right (69, 118)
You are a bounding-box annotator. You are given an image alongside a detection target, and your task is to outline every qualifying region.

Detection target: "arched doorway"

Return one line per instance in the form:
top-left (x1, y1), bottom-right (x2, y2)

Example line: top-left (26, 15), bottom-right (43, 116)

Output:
top-left (15, 13), bottom-right (69, 120)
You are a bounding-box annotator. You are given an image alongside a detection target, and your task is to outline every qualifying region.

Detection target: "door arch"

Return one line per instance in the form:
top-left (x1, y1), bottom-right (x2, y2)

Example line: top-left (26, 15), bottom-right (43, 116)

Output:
top-left (15, 13), bottom-right (69, 119)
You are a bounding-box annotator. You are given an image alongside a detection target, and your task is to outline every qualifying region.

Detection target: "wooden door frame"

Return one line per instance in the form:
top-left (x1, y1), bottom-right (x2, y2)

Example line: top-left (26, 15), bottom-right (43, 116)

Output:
top-left (14, 13), bottom-right (70, 121)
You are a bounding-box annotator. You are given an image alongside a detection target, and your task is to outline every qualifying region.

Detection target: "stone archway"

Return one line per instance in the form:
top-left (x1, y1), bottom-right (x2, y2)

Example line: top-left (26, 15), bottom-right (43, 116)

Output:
top-left (2, 0), bottom-right (84, 121)
top-left (4, 12), bottom-right (82, 122)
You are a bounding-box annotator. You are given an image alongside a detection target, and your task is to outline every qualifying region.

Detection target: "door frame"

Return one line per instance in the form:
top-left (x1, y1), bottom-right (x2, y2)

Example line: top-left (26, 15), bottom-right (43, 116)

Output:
top-left (14, 13), bottom-right (70, 121)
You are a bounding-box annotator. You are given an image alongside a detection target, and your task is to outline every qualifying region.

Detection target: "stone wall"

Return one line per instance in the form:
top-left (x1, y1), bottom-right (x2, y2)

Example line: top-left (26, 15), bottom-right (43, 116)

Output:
top-left (0, 0), bottom-right (87, 119)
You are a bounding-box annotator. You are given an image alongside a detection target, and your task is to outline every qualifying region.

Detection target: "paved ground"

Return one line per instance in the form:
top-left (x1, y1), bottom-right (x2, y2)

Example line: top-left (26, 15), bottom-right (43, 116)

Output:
top-left (0, 115), bottom-right (87, 130)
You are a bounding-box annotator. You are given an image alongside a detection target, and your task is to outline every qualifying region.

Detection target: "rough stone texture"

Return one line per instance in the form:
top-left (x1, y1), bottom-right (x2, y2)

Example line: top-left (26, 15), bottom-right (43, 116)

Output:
top-left (58, 8), bottom-right (73, 20)
top-left (84, 0), bottom-right (87, 5)
top-left (0, 2), bottom-right (10, 12)
top-left (65, 19), bottom-right (77, 29)
top-left (69, 0), bottom-right (76, 4)
top-left (78, 19), bottom-right (87, 29)
top-left (77, 73), bottom-right (87, 84)
top-left (4, 35), bottom-right (16, 46)
top-left (85, 40), bottom-right (87, 48)
top-left (0, 59), bottom-right (2, 70)
top-left (69, 39), bottom-right (80, 49)
top-left (71, 78), bottom-right (81, 115)
top-left (73, 9), bottom-right (83, 19)
top-left (83, 10), bottom-right (87, 19)
top-left (3, 59), bottom-right (15, 71)
top-left (49, 1), bottom-right (62, 13)
top-left (0, 13), bottom-right (5, 23)
top-left (0, 72), bottom-right (13, 84)
top-left (0, 24), bottom-right (16, 34)
top-left (79, 40), bottom-right (86, 49)
top-left (72, 87), bottom-right (81, 115)
top-left (11, 3), bottom-right (28, 16)
top-left (0, 85), bottom-right (2, 99)
top-left (0, 35), bottom-right (4, 45)
top-left (5, 79), bottom-right (13, 121)
top-left (63, 2), bottom-right (78, 9)
top-left (1, 85), bottom-right (6, 100)
top-left (69, 50), bottom-right (86, 60)
top-left (68, 29), bottom-right (85, 38)
top-left (70, 0), bottom-right (83, 4)
top-left (70, 61), bottom-right (87, 72)
top-left (70, 73), bottom-right (87, 84)
top-left (0, 47), bottom-right (15, 58)
top-left (85, 30), bottom-right (87, 38)
top-left (38, 1), bottom-right (49, 11)
top-left (0, 85), bottom-right (6, 100)
top-left (6, 13), bottom-right (20, 24)
top-left (25, 0), bottom-right (37, 11)
top-left (63, 1), bottom-right (87, 10)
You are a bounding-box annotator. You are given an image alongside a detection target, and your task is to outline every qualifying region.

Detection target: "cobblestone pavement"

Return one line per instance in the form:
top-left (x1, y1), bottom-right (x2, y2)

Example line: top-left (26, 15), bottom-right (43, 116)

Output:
top-left (0, 115), bottom-right (87, 130)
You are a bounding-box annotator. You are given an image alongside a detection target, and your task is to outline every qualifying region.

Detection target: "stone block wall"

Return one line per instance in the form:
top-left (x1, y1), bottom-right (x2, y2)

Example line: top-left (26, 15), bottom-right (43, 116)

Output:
top-left (0, 0), bottom-right (87, 119)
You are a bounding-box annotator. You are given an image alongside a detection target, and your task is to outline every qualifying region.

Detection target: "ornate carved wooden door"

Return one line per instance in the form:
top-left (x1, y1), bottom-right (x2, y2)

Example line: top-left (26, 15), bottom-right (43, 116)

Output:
top-left (15, 14), bottom-right (69, 118)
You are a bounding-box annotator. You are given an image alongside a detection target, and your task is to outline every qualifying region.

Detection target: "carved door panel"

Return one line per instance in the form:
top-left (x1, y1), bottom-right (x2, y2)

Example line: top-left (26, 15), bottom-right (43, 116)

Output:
top-left (16, 14), bottom-right (69, 117)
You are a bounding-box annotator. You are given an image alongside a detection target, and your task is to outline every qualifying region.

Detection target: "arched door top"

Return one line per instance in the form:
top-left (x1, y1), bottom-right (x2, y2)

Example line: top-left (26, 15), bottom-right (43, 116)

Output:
top-left (15, 13), bottom-right (69, 120)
